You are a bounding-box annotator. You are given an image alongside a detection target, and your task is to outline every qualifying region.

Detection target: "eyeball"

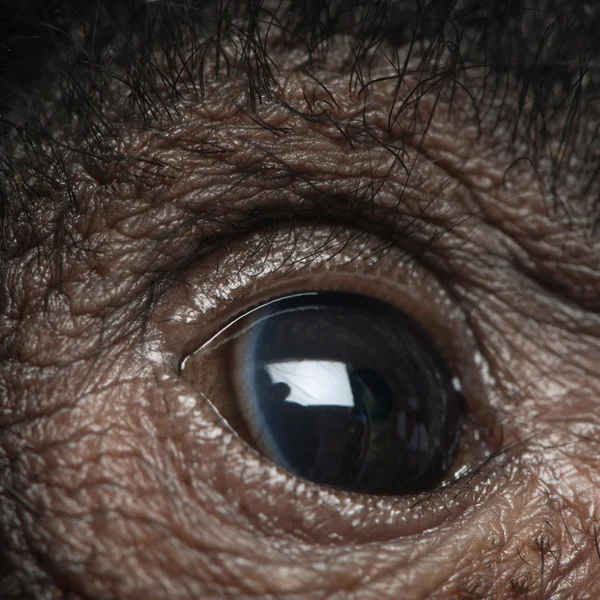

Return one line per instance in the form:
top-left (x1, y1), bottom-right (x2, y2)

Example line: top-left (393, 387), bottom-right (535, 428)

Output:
top-left (182, 292), bottom-right (466, 495)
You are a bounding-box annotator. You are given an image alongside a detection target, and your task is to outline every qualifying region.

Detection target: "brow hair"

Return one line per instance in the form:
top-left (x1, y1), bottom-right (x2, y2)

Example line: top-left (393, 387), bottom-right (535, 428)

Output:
top-left (1, 0), bottom-right (600, 260)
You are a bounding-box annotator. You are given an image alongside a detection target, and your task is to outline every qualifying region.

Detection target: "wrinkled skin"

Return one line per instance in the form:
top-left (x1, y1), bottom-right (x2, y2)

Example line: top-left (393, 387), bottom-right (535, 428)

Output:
top-left (2, 1), bottom-right (600, 598)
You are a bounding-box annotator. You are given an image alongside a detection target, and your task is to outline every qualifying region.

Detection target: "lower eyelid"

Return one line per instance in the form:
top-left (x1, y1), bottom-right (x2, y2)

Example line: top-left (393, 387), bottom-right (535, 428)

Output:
top-left (159, 360), bottom-right (516, 545)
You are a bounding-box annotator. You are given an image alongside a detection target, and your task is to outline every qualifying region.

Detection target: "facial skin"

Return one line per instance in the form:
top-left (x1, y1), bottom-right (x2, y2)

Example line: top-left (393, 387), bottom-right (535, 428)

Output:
top-left (2, 0), bottom-right (600, 598)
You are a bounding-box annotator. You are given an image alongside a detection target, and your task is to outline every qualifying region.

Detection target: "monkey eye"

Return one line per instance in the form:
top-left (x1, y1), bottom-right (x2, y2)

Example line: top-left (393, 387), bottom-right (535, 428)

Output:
top-left (181, 292), bottom-right (466, 495)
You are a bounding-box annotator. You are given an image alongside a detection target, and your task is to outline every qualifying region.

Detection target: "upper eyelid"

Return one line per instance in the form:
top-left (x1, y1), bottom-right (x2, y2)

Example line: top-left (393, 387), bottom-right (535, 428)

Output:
top-left (3, 68), bottom-right (595, 353)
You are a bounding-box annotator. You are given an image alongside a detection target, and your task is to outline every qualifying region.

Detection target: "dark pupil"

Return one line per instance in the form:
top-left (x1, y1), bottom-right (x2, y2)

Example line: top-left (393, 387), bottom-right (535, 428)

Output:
top-left (237, 293), bottom-right (465, 495)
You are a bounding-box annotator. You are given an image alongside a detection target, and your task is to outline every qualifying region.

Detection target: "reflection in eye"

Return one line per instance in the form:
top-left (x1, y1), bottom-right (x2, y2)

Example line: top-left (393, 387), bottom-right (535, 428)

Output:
top-left (182, 292), bottom-right (466, 494)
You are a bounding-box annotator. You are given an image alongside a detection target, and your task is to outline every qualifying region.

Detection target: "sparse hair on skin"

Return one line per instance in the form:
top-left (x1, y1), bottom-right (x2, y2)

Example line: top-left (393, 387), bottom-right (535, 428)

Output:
top-left (2, 0), bottom-right (600, 264)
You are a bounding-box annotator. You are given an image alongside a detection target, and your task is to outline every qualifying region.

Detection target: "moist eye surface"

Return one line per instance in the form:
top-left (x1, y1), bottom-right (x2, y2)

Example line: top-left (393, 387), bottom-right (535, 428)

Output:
top-left (187, 292), bottom-right (467, 495)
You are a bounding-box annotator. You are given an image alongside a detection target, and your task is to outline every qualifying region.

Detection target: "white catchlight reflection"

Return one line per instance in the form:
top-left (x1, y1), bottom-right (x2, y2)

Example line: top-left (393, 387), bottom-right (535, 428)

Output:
top-left (264, 361), bottom-right (354, 408)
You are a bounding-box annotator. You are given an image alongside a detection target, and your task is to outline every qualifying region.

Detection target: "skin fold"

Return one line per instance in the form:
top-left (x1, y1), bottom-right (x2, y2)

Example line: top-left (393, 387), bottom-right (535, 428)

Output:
top-left (1, 1), bottom-right (600, 598)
